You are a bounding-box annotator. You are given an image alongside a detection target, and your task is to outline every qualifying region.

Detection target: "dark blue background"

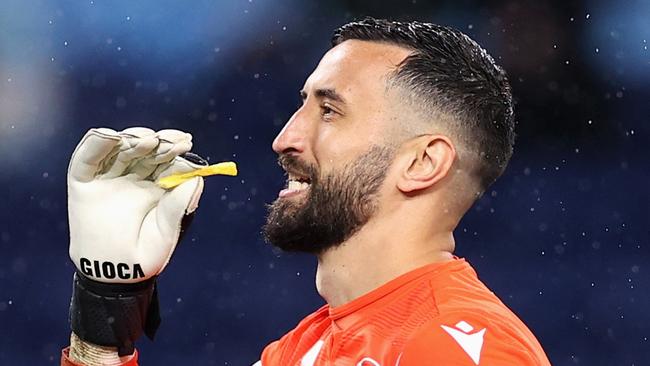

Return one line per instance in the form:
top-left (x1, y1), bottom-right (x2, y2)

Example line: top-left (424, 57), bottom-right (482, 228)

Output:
top-left (0, 0), bottom-right (648, 365)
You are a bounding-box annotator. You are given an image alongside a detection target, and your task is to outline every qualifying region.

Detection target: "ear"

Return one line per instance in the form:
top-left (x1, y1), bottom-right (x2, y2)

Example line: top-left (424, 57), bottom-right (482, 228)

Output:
top-left (396, 135), bottom-right (456, 194)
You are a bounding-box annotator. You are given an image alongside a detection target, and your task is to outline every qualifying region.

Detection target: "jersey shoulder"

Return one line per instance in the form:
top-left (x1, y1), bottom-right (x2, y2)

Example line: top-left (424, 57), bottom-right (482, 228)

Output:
top-left (398, 308), bottom-right (551, 366)
top-left (398, 261), bottom-right (551, 366)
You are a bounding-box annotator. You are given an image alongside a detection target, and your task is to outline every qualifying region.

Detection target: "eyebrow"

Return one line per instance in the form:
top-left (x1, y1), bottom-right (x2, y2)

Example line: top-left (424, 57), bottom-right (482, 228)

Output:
top-left (299, 88), bottom-right (347, 105)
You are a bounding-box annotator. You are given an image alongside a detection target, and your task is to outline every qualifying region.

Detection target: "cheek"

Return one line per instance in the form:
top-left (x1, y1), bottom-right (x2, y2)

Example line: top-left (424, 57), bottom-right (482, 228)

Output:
top-left (312, 110), bottom-right (387, 167)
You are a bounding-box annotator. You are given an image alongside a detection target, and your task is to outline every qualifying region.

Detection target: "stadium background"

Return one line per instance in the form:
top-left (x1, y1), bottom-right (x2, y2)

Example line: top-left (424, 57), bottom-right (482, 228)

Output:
top-left (0, 0), bottom-right (648, 364)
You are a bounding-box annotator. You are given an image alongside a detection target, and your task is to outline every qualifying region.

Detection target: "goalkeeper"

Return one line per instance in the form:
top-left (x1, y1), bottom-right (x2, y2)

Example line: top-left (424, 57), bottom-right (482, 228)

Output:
top-left (61, 18), bottom-right (551, 366)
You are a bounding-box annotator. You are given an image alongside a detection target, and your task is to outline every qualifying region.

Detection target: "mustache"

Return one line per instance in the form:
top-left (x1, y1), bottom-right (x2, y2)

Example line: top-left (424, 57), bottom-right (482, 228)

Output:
top-left (277, 154), bottom-right (318, 180)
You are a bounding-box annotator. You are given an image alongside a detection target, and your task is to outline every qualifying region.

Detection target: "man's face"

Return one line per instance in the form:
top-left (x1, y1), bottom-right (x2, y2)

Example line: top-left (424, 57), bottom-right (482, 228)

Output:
top-left (263, 40), bottom-right (412, 254)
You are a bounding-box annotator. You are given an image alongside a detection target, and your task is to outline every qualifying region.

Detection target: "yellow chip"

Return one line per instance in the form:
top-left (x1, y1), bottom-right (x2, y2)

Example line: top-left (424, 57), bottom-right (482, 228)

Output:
top-left (157, 161), bottom-right (238, 189)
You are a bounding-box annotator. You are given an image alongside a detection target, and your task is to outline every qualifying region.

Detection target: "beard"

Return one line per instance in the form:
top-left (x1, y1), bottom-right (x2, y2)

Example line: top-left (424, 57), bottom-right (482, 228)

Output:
top-left (263, 145), bottom-right (394, 255)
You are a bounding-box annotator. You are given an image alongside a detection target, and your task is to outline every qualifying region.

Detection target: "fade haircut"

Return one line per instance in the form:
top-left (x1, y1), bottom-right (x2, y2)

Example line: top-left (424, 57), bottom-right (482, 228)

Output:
top-left (332, 17), bottom-right (515, 193)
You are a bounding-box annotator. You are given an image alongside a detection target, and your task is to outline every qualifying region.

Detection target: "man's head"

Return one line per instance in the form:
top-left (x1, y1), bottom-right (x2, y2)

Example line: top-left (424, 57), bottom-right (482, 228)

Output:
top-left (263, 18), bottom-right (514, 254)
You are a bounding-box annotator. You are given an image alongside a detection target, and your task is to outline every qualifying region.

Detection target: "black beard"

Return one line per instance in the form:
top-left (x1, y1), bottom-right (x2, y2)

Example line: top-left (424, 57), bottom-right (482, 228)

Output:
top-left (263, 146), bottom-right (394, 255)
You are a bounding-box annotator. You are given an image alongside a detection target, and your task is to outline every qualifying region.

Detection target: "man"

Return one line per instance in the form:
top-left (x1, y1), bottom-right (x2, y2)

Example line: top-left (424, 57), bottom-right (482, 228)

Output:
top-left (61, 18), bottom-right (551, 365)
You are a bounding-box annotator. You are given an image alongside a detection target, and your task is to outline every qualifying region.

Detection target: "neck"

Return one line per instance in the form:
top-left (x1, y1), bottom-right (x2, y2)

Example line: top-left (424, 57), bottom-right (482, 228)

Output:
top-left (315, 206), bottom-right (455, 307)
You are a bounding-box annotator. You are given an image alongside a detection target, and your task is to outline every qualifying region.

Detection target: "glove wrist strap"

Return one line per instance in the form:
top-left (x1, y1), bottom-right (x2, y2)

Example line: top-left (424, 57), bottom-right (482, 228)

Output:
top-left (69, 272), bottom-right (161, 356)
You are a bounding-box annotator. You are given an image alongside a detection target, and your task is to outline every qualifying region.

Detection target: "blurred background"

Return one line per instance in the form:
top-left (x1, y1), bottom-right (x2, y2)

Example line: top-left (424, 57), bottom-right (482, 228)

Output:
top-left (0, 0), bottom-right (648, 364)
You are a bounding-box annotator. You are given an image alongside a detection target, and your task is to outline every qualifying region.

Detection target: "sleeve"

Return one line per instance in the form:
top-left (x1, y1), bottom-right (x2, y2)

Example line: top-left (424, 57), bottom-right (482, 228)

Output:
top-left (398, 314), bottom-right (546, 366)
top-left (60, 347), bottom-right (139, 366)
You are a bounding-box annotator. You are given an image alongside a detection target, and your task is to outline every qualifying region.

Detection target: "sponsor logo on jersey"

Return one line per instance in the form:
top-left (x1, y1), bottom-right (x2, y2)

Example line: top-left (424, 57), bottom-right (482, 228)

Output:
top-left (80, 257), bottom-right (145, 280)
top-left (440, 320), bottom-right (486, 365)
top-left (356, 357), bottom-right (381, 365)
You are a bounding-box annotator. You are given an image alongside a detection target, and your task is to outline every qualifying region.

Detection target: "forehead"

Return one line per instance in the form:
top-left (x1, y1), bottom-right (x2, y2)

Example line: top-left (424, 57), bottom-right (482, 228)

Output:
top-left (303, 40), bottom-right (413, 97)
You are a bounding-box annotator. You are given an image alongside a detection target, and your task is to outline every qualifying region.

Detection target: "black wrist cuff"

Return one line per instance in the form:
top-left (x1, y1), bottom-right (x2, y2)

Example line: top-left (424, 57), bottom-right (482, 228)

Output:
top-left (69, 272), bottom-right (161, 356)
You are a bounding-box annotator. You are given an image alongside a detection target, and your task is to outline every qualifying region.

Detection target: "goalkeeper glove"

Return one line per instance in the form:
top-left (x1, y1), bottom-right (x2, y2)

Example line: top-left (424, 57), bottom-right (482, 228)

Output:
top-left (67, 127), bottom-right (206, 355)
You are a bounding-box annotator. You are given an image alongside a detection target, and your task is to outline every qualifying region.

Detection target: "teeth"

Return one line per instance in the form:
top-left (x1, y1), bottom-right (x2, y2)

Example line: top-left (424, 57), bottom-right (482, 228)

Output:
top-left (288, 180), bottom-right (310, 191)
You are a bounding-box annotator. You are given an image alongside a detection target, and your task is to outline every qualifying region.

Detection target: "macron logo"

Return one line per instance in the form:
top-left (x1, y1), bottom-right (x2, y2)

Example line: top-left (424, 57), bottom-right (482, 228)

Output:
top-left (440, 321), bottom-right (486, 365)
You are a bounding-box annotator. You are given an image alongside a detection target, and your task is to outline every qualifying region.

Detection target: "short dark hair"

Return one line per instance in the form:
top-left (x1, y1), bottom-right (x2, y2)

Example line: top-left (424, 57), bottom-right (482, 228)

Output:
top-left (332, 17), bottom-right (515, 192)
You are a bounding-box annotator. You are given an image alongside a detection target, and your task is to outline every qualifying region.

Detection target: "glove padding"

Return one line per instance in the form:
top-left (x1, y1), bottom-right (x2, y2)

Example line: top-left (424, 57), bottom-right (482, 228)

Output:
top-left (68, 127), bottom-right (205, 284)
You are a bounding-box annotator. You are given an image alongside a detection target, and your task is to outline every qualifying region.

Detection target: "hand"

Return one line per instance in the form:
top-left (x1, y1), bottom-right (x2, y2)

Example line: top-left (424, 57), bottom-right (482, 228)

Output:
top-left (67, 127), bottom-right (205, 283)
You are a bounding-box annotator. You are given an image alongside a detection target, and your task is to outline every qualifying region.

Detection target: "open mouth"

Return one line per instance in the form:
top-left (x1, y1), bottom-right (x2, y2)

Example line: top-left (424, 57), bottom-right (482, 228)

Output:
top-left (280, 171), bottom-right (312, 198)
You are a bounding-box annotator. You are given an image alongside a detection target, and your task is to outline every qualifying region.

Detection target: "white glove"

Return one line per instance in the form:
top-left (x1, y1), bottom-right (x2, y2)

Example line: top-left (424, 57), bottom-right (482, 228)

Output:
top-left (67, 127), bottom-right (205, 284)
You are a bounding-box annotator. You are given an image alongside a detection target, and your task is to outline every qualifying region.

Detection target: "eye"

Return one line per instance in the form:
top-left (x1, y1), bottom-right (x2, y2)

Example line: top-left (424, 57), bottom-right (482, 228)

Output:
top-left (321, 105), bottom-right (333, 114)
top-left (320, 104), bottom-right (336, 119)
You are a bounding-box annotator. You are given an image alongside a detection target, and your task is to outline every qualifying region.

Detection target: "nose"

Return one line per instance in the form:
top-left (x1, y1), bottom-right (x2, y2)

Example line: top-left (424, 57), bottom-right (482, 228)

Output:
top-left (272, 109), bottom-right (308, 155)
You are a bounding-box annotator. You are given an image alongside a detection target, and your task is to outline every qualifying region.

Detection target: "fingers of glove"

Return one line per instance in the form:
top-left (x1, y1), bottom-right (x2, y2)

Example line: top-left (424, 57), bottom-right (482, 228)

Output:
top-left (127, 129), bottom-right (193, 179)
top-left (139, 177), bottom-right (204, 273)
top-left (68, 128), bottom-right (121, 182)
top-left (150, 154), bottom-right (208, 181)
top-left (102, 127), bottom-right (159, 178)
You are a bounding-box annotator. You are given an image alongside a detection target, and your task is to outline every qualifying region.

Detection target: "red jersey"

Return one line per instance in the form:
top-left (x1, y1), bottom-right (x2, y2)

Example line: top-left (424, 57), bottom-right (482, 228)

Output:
top-left (258, 258), bottom-right (550, 365)
top-left (62, 258), bottom-right (550, 366)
